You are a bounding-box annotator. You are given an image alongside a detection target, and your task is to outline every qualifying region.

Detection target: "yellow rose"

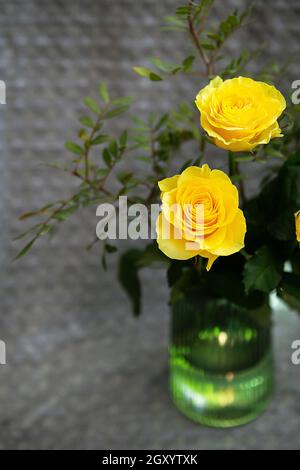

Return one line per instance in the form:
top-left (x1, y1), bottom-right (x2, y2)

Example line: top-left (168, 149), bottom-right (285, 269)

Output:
top-left (195, 76), bottom-right (286, 152)
top-left (295, 211), bottom-right (300, 242)
top-left (156, 164), bottom-right (246, 270)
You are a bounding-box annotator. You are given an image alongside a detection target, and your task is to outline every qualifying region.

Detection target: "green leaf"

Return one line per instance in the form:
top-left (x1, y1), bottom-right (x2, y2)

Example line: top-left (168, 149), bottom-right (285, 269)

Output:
top-left (280, 166), bottom-right (300, 208)
top-left (78, 129), bottom-right (89, 142)
top-left (175, 6), bottom-right (192, 17)
top-left (118, 249), bottom-right (143, 316)
top-left (137, 242), bottom-right (168, 267)
top-left (133, 67), bottom-right (163, 81)
top-left (105, 243), bottom-right (117, 254)
top-left (18, 202), bottom-right (56, 220)
top-left (84, 97), bottom-right (101, 114)
top-left (105, 106), bottom-right (129, 119)
top-left (154, 113), bottom-right (168, 131)
top-left (14, 223), bottom-right (44, 241)
top-left (269, 211), bottom-right (295, 241)
top-left (117, 171), bottom-right (133, 185)
top-left (65, 141), bottom-right (84, 155)
top-left (132, 134), bottom-right (149, 146)
top-left (251, 154), bottom-right (300, 241)
top-left (265, 148), bottom-right (284, 159)
top-left (111, 96), bottom-right (134, 106)
top-left (206, 32), bottom-right (221, 42)
top-left (182, 55), bottom-right (195, 71)
top-left (137, 156), bottom-right (152, 164)
top-left (109, 139), bottom-right (118, 157)
top-left (201, 42), bottom-right (215, 50)
top-left (91, 134), bottom-right (109, 145)
top-left (216, 5), bottom-right (252, 46)
top-left (171, 55), bottom-right (195, 75)
top-left (131, 116), bottom-right (147, 128)
top-left (79, 116), bottom-right (94, 128)
top-left (164, 15), bottom-right (185, 27)
top-left (124, 178), bottom-right (139, 190)
top-left (98, 82), bottom-right (110, 103)
top-left (150, 57), bottom-right (175, 73)
top-left (96, 168), bottom-right (109, 178)
top-left (119, 130), bottom-right (128, 149)
top-left (243, 246), bottom-right (283, 293)
top-left (277, 272), bottom-right (300, 313)
top-left (100, 241), bottom-right (118, 267)
top-left (52, 206), bottom-right (77, 222)
top-left (14, 236), bottom-right (38, 260)
top-left (171, 66), bottom-right (182, 75)
top-left (18, 211), bottom-right (40, 220)
top-left (102, 148), bottom-right (112, 167)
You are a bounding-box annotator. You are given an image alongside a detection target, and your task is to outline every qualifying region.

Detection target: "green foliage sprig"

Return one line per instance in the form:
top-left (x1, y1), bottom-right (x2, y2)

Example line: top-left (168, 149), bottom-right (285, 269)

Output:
top-left (16, 1), bottom-right (300, 318)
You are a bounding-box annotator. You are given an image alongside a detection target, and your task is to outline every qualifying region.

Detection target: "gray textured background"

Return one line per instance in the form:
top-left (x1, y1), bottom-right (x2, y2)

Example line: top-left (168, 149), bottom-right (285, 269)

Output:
top-left (0, 0), bottom-right (300, 449)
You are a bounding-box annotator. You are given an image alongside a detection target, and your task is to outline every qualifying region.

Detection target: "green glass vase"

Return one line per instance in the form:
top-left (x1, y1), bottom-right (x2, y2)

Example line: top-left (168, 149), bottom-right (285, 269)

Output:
top-left (169, 298), bottom-right (273, 428)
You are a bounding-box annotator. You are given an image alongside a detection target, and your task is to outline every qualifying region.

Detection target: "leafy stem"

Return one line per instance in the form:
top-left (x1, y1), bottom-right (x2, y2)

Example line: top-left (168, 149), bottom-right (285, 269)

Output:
top-left (83, 104), bottom-right (110, 180)
top-left (187, 1), bottom-right (213, 76)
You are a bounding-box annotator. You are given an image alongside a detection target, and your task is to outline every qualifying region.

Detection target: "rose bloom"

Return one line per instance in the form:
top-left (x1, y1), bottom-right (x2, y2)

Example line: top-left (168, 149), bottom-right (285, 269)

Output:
top-left (156, 164), bottom-right (246, 270)
top-left (295, 211), bottom-right (300, 243)
top-left (195, 76), bottom-right (286, 152)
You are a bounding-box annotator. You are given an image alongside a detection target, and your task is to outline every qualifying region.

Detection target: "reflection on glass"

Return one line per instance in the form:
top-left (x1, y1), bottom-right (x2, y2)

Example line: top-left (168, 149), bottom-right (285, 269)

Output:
top-left (170, 299), bottom-right (273, 427)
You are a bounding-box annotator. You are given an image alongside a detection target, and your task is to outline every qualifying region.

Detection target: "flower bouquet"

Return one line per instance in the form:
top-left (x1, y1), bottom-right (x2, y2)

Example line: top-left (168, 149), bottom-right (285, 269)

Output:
top-left (16, 1), bottom-right (300, 427)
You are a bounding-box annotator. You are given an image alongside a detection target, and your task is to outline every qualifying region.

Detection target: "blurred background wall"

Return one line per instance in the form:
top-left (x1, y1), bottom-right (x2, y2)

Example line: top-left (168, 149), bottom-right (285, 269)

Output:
top-left (0, 0), bottom-right (299, 449)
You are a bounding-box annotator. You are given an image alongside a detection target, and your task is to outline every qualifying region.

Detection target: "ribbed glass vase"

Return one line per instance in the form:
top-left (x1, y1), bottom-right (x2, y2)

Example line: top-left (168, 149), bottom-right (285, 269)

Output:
top-left (169, 298), bottom-right (273, 428)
